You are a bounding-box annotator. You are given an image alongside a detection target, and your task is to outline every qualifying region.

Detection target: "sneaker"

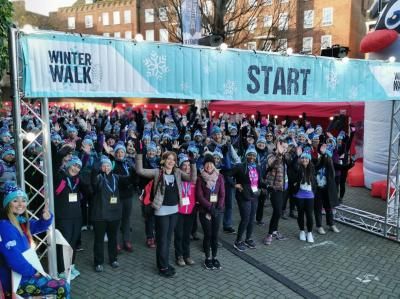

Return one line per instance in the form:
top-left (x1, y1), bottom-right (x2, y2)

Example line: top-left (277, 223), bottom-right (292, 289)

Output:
top-left (272, 231), bottom-right (288, 241)
top-left (104, 234), bottom-right (108, 242)
top-left (322, 209), bottom-right (326, 215)
top-left (212, 258), bottom-right (221, 270)
top-left (330, 225), bottom-right (340, 233)
top-left (176, 256), bottom-right (186, 267)
top-left (71, 265), bottom-right (80, 279)
top-left (244, 239), bottom-right (256, 249)
top-left (146, 238), bottom-right (156, 248)
top-left (233, 241), bottom-right (247, 252)
top-left (124, 242), bottom-right (133, 252)
top-left (299, 231), bottom-right (306, 241)
top-left (111, 261), bottom-right (120, 268)
top-left (168, 265), bottom-right (176, 275)
top-left (317, 227), bottom-right (326, 235)
top-left (223, 227), bottom-right (236, 234)
top-left (81, 225), bottom-right (88, 231)
top-left (204, 258), bottom-right (214, 270)
top-left (306, 232), bottom-right (314, 243)
top-left (263, 234), bottom-right (273, 245)
top-left (159, 268), bottom-right (175, 278)
top-left (184, 257), bottom-right (195, 265)
top-left (95, 264), bottom-right (104, 272)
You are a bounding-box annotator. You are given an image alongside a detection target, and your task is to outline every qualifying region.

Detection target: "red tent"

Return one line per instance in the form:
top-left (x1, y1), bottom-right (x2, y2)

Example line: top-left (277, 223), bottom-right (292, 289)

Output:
top-left (209, 101), bottom-right (364, 123)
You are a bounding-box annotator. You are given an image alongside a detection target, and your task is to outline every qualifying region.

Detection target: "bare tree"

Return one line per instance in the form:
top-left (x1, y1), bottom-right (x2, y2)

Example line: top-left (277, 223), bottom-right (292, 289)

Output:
top-left (152, 0), bottom-right (297, 50)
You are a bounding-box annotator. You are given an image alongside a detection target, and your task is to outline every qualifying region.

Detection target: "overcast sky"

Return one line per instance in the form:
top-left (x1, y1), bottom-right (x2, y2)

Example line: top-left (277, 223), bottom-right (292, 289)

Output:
top-left (24, 0), bottom-right (77, 16)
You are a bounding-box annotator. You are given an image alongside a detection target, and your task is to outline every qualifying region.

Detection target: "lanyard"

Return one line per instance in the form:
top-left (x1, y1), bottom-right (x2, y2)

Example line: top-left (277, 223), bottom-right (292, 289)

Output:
top-left (103, 174), bottom-right (116, 194)
top-left (181, 182), bottom-right (191, 197)
top-left (122, 162), bottom-right (130, 176)
top-left (210, 185), bottom-right (216, 193)
top-left (67, 177), bottom-right (78, 192)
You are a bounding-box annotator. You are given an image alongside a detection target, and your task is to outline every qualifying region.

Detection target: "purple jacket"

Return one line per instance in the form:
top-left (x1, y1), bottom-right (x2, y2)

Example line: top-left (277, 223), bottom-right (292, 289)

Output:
top-left (196, 174), bottom-right (225, 213)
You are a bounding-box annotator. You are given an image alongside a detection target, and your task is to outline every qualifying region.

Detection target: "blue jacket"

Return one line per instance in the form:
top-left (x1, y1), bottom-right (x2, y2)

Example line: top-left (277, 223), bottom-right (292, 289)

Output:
top-left (0, 215), bottom-right (53, 293)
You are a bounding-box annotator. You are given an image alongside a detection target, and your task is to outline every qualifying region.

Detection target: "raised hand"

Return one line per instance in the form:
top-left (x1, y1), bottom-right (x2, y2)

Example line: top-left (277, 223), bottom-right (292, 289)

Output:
top-left (42, 200), bottom-right (51, 220)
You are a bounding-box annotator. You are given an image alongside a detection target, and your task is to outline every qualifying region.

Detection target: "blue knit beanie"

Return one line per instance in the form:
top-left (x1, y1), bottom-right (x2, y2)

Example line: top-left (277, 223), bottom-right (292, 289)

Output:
top-left (245, 145), bottom-right (257, 156)
top-left (114, 143), bottom-right (126, 154)
top-left (211, 126), bottom-right (222, 135)
top-left (3, 185), bottom-right (28, 208)
top-left (178, 153), bottom-right (189, 167)
top-left (100, 156), bottom-right (112, 167)
top-left (65, 155), bottom-right (82, 169)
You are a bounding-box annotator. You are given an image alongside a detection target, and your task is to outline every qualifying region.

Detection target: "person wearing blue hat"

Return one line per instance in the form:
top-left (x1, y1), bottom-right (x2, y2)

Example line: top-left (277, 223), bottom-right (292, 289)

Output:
top-left (293, 150), bottom-right (316, 243)
top-left (0, 185), bottom-right (70, 298)
top-left (0, 127), bottom-right (12, 147)
top-left (65, 126), bottom-right (80, 148)
top-left (91, 155), bottom-right (134, 273)
top-left (0, 145), bottom-right (16, 194)
top-left (222, 145), bottom-right (263, 252)
top-left (336, 128), bottom-right (355, 203)
top-left (112, 142), bottom-right (138, 253)
top-left (314, 143), bottom-right (340, 235)
top-left (254, 136), bottom-right (270, 225)
top-left (54, 155), bottom-right (83, 280)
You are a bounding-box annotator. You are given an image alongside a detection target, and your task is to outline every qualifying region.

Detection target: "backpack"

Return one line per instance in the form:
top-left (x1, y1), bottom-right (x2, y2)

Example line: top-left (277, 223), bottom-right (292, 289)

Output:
top-left (140, 170), bottom-right (162, 206)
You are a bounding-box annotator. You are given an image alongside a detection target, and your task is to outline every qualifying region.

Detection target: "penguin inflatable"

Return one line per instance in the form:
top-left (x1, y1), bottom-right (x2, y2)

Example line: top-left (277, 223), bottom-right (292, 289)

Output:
top-left (360, 0), bottom-right (400, 189)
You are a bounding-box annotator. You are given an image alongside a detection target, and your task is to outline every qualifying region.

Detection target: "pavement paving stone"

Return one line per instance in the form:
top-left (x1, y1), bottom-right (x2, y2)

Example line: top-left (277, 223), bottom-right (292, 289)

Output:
top-left (71, 186), bottom-right (400, 298)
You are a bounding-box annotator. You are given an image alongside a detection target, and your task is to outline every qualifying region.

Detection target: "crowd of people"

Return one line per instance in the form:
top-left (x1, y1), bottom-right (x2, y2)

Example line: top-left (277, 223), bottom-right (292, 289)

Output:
top-left (0, 103), bottom-right (355, 296)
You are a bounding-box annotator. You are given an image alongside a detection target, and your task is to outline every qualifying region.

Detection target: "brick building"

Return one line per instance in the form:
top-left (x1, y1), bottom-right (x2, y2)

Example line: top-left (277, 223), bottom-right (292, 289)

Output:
top-left (48, 0), bottom-right (373, 58)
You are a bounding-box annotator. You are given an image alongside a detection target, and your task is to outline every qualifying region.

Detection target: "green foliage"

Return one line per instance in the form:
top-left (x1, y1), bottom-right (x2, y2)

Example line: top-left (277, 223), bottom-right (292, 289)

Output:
top-left (0, 0), bottom-right (13, 81)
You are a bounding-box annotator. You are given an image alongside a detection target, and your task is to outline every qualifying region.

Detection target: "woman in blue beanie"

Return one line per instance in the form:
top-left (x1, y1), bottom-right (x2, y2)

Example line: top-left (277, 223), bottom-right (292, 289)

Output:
top-left (0, 185), bottom-right (70, 298)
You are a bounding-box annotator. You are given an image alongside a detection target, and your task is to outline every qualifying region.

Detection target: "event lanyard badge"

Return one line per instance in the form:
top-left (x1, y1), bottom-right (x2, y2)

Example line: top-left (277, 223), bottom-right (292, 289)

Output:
top-left (210, 185), bottom-right (218, 203)
top-left (181, 182), bottom-right (190, 206)
top-left (110, 197), bottom-right (118, 204)
top-left (69, 193), bottom-right (78, 203)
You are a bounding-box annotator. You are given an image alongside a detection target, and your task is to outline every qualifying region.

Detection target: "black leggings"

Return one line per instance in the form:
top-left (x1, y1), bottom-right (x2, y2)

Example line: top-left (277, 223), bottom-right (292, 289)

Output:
top-left (199, 212), bottom-right (222, 259)
top-left (315, 188), bottom-right (334, 227)
top-left (296, 197), bottom-right (314, 232)
top-left (268, 190), bottom-right (286, 235)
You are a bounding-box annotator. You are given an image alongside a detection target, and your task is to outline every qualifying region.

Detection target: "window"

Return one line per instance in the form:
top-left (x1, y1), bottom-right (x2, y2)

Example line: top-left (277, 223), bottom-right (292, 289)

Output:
top-left (113, 11), bottom-right (120, 25)
top-left (278, 13), bottom-right (288, 31)
top-left (264, 15), bottom-right (272, 27)
top-left (225, 21), bottom-right (236, 36)
top-left (160, 29), bottom-right (169, 42)
top-left (264, 40), bottom-right (272, 51)
top-left (248, 42), bottom-right (257, 50)
top-left (85, 15), bottom-right (93, 28)
top-left (103, 32), bottom-right (110, 37)
top-left (227, 0), bottom-right (236, 12)
top-left (263, 0), bottom-right (273, 5)
top-left (248, 17), bottom-right (257, 33)
top-left (205, 0), bottom-right (213, 17)
top-left (304, 10), bottom-right (314, 28)
top-left (67, 17), bottom-right (75, 29)
top-left (125, 31), bottom-right (132, 39)
top-left (277, 38), bottom-right (287, 50)
top-left (280, 0), bottom-right (289, 3)
top-left (85, 0), bottom-right (93, 4)
top-left (248, 0), bottom-right (257, 7)
top-left (322, 7), bottom-right (333, 26)
top-left (102, 12), bottom-right (109, 26)
top-left (146, 29), bottom-right (154, 41)
top-left (124, 10), bottom-right (131, 24)
top-left (159, 7), bottom-right (168, 21)
top-left (321, 35), bottom-right (332, 49)
top-left (114, 32), bottom-right (121, 38)
top-left (302, 37), bottom-right (313, 53)
top-left (145, 9), bottom-right (154, 23)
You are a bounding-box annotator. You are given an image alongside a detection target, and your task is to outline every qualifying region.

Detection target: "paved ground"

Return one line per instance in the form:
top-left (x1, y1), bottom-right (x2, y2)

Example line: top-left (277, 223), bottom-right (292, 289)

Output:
top-left (71, 186), bottom-right (400, 299)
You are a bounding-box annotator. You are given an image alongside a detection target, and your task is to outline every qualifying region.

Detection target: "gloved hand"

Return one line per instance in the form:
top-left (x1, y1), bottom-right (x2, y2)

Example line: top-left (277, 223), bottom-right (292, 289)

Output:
top-left (134, 138), bottom-right (143, 154)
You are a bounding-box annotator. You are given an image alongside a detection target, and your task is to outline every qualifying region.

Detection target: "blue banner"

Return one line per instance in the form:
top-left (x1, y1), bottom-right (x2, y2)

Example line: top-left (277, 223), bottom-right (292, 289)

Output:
top-left (19, 31), bottom-right (400, 101)
top-left (181, 0), bottom-right (202, 45)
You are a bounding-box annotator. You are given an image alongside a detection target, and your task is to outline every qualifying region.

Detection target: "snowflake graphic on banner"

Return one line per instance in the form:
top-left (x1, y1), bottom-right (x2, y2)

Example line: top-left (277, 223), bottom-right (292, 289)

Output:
top-left (143, 51), bottom-right (169, 80)
top-left (326, 70), bottom-right (338, 89)
top-left (224, 80), bottom-right (237, 96)
top-left (180, 82), bottom-right (189, 92)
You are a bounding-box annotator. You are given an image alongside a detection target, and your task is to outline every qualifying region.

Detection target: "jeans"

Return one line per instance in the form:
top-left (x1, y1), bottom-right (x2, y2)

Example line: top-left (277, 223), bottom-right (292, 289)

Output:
top-left (236, 198), bottom-right (258, 242)
top-left (268, 190), bottom-right (286, 234)
top-left (199, 212), bottom-right (222, 259)
top-left (56, 218), bottom-right (82, 273)
top-left (174, 213), bottom-right (195, 259)
top-left (93, 220), bottom-right (120, 265)
top-left (296, 197), bottom-right (314, 232)
top-left (315, 187), bottom-right (334, 227)
top-left (223, 180), bottom-right (234, 229)
top-left (118, 195), bottom-right (133, 243)
top-left (155, 213), bottom-right (178, 270)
